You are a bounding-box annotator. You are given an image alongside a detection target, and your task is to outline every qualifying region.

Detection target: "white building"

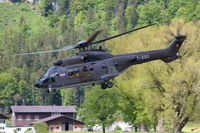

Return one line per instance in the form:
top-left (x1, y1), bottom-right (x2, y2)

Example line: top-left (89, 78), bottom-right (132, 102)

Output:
top-left (93, 122), bottom-right (134, 132)
top-left (3, 126), bottom-right (35, 133)
top-left (107, 121), bottom-right (133, 131)
top-left (0, 113), bottom-right (35, 133)
top-left (0, 114), bottom-right (7, 132)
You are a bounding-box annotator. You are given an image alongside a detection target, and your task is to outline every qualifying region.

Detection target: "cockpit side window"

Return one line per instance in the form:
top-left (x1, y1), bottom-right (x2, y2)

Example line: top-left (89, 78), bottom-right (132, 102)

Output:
top-left (49, 67), bottom-right (58, 77)
top-left (40, 67), bottom-right (58, 81)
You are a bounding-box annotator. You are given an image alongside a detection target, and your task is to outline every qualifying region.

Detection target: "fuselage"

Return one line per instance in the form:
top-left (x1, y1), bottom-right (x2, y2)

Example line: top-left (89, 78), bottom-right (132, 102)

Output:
top-left (35, 49), bottom-right (173, 89)
top-left (34, 35), bottom-right (186, 90)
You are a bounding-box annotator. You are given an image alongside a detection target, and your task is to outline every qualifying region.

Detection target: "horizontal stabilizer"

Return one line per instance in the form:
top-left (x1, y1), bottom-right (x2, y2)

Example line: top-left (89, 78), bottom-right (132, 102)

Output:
top-left (161, 55), bottom-right (180, 63)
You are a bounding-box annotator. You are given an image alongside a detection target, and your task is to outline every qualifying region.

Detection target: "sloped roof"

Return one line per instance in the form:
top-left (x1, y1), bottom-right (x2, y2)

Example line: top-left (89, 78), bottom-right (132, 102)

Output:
top-left (11, 106), bottom-right (76, 113)
top-left (0, 114), bottom-right (7, 119)
top-left (31, 115), bottom-right (85, 124)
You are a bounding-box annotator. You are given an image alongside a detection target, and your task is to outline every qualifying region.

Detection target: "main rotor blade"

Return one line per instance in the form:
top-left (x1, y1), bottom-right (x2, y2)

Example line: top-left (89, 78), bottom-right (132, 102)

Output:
top-left (87, 30), bottom-right (102, 45)
top-left (11, 46), bottom-right (74, 56)
top-left (176, 23), bottom-right (183, 35)
top-left (92, 24), bottom-right (155, 45)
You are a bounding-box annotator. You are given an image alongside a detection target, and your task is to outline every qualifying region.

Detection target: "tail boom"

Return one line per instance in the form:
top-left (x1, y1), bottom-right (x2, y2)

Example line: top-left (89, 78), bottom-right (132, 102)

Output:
top-left (161, 35), bottom-right (186, 63)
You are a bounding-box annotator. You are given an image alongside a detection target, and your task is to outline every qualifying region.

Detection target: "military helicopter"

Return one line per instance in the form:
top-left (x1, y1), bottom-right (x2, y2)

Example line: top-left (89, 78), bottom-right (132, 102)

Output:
top-left (12, 24), bottom-right (186, 91)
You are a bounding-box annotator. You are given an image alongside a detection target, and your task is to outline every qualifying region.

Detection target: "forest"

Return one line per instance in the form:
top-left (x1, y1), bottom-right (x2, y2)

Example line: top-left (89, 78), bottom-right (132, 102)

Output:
top-left (0, 0), bottom-right (200, 132)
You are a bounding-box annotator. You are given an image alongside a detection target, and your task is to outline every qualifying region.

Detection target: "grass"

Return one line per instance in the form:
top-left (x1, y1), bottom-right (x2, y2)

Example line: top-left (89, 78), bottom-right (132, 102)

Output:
top-left (0, 3), bottom-right (34, 28)
top-left (0, 3), bottom-right (47, 32)
top-left (182, 122), bottom-right (200, 133)
top-left (54, 123), bottom-right (200, 133)
top-left (56, 132), bottom-right (136, 133)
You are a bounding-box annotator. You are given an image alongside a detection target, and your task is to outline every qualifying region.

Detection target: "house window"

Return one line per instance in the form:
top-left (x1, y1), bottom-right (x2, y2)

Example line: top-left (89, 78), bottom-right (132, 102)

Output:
top-left (34, 115), bottom-right (39, 120)
top-left (52, 113), bottom-right (60, 116)
top-left (26, 115), bottom-right (31, 120)
top-left (17, 115), bottom-right (22, 120)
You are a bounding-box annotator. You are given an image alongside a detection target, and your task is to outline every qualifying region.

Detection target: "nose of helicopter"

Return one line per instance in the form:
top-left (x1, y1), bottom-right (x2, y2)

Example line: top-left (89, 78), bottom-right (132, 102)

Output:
top-left (34, 80), bottom-right (42, 88)
top-left (34, 80), bottom-right (49, 88)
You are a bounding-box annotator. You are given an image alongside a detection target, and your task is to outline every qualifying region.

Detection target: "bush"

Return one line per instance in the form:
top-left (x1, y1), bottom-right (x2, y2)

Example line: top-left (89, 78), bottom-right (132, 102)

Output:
top-left (33, 122), bottom-right (48, 133)
top-left (24, 128), bottom-right (33, 133)
top-left (114, 126), bottom-right (122, 131)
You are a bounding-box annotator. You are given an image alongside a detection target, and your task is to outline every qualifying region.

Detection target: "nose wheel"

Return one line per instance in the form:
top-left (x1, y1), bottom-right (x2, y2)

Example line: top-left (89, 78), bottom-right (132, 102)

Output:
top-left (46, 85), bottom-right (54, 93)
top-left (101, 81), bottom-right (113, 89)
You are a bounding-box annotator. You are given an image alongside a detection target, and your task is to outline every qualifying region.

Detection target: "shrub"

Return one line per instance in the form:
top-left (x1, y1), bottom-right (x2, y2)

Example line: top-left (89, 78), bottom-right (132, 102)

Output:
top-left (114, 126), bottom-right (122, 131)
top-left (33, 122), bottom-right (48, 133)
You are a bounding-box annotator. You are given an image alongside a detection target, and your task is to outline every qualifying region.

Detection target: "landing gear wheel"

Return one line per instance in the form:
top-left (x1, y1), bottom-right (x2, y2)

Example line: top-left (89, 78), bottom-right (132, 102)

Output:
top-left (47, 88), bottom-right (52, 93)
top-left (106, 81), bottom-right (113, 88)
top-left (101, 81), bottom-right (113, 89)
top-left (101, 83), bottom-right (107, 89)
top-left (47, 89), bottom-right (50, 93)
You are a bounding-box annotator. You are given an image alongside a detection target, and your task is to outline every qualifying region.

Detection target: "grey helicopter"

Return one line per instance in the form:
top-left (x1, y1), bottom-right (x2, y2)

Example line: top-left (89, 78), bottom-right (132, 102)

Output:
top-left (12, 24), bottom-right (186, 91)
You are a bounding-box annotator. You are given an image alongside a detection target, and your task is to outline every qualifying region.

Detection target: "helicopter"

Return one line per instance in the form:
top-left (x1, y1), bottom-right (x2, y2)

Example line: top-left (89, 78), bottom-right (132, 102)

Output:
top-left (12, 24), bottom-right (186, 91)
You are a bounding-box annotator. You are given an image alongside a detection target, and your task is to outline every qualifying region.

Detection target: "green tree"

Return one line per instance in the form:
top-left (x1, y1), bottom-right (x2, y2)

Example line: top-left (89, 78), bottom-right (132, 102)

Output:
top-left (57, 0), bottom-right (70, 15)
top-left (40, 0), bottom-right (53, 17)
top-left (33, 122), bottom-right (48, 133)
top-left (125, 0), bottom-right (138, 29)
top-left (82, 86), bottom-right (118, 133)
top-left (0, 73), bottom-right (17, 112)
top-left (60, 88), bottom-right (74, 106)
top-left (137, 0), bottom-right (169, 24)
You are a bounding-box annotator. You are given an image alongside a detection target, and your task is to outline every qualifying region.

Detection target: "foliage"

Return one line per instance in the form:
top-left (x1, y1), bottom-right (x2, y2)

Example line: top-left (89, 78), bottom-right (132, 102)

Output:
top-left (82, 86), bottom-right (118, 132)
top-left (110, 19), bottom-right (200, 132)
top-left (39, 0), bottom-right (53, 16)
top-left (5, 119), bottom-right (11, 126)
top-left (114, 125), bottom-right (122, 131)
top-left (24, 128), bottom-right (33, 133)
top-left (33, 122), bottom-right (48, 133)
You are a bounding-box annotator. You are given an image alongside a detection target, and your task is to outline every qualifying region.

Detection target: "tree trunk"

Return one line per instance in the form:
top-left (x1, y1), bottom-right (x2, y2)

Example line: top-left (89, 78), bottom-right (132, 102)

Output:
top-left (173, 117), bottom-right (189, 133)
top-left (173, 124), bottom-right (181, 133)
top-left (102, 124), bottom-right (106, 133)
top-left (134, 126), bottom-right (138, 132)
top-left (156, 114), bottom-right (165, 132)
top-left (140, 123), bottom-right (148, 132)
top-left (153, 123), bottom-right (156, 132)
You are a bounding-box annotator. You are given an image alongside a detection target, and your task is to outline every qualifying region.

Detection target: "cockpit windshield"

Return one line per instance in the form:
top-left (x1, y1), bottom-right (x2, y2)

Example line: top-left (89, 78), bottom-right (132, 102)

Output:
top-left (40, 67), bottom-right (58, 81)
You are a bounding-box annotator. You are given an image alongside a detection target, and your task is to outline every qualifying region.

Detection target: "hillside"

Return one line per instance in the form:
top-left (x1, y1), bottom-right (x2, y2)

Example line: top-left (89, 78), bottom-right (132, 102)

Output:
top-left (0, 3), bottom-right (43, 29)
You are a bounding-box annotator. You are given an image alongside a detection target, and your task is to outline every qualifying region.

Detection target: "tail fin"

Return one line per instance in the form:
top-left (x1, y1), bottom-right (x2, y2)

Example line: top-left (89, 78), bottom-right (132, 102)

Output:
top-left (166, 35), bottom-right (186, 54)
top-left (162, 35), bottom-right (186, 63)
